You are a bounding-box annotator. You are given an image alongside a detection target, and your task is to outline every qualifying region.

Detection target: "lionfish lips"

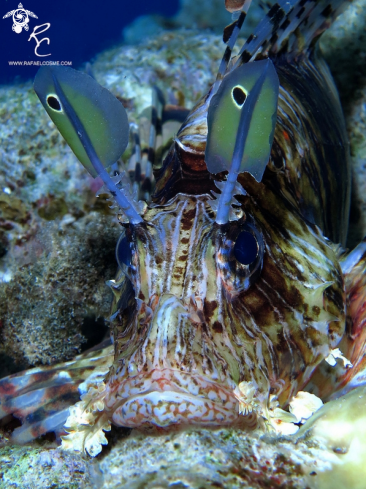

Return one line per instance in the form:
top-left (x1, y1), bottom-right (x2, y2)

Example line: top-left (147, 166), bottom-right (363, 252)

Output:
top-left (105, 368), bottom-right (257, 430)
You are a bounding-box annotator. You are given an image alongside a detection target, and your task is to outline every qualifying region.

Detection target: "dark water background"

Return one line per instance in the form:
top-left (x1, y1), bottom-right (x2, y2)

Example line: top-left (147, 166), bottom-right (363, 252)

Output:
top-left (0, 0), bottom-right (179, 85)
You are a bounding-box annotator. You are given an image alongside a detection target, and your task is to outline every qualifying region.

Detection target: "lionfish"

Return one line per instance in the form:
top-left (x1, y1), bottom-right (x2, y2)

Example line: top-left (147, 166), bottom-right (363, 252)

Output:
top-left (1, 0), bottom-right (365, 457)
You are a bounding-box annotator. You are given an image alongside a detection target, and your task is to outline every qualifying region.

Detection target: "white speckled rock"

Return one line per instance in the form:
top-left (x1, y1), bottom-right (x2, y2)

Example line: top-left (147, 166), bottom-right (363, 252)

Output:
top-left (296, 386), bottom-right (366, 489)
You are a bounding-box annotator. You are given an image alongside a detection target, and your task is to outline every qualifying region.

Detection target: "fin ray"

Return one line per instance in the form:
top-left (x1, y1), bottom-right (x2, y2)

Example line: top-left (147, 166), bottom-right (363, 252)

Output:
top-left (0, 343), bottom-right (113, 442)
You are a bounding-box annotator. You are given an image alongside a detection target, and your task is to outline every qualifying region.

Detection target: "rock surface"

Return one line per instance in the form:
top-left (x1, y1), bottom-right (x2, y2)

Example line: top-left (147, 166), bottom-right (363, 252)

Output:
top-left (0, 443), bottom-right (94, 489)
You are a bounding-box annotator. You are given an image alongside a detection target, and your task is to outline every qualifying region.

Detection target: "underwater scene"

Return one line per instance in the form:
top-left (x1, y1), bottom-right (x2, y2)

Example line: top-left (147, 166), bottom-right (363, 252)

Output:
top-left (0, 0), bottom-right (366, 487)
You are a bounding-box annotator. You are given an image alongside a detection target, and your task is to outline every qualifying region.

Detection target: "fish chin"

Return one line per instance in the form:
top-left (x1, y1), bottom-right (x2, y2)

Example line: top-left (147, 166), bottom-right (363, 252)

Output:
top-left (107, 368), bottom-right (257, 430)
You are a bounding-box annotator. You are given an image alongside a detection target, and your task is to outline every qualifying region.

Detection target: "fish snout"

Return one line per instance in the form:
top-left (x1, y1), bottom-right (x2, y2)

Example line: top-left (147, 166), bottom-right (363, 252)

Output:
top-left (108, 297), bottom-right (256, 430)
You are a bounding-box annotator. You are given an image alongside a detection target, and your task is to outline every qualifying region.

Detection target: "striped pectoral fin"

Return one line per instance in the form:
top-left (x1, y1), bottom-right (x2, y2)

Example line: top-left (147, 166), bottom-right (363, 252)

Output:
top-left (342, 239), bottom-right (366, 337)
top-left (306, 239), bottom-right (366, 401)
top-left (142, 88), bottom-right (190, 169)
top-left (336, 239), bottom-right (366, 390)
top-left (213, 1), bottom-right (251, 92)
top-left (234, 0), bottom-right (349, 67)
top-left (0, 342), bottom-right (113, 443)
top-left (132, 89), bottom-right (190, 201)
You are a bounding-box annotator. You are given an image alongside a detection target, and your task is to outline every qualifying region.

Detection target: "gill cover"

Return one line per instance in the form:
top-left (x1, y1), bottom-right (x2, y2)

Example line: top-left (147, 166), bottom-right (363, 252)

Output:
top-left (33, 65), bottom-right (129, 178)
top-left (205, 59), bottom-right (279, 182)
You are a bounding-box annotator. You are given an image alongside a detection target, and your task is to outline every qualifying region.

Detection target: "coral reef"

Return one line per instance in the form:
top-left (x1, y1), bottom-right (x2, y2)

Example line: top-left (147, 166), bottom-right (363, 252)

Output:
top-left (98, 429), bottom-right (310, 488)
top-left (0, 443), bottom-right (93, 489)
top-left (2, 421), bottom-right (365, 488)
top-left (320, 0), bottom-right (366, 108)
top-left (344, 84), bottom-right (366, 247)
top-left (0, 215), bottom-right (117, 368)
top-left (92, 30), bottom-right (225, 115)
top-left (0, 83), bottom-right (118, 372)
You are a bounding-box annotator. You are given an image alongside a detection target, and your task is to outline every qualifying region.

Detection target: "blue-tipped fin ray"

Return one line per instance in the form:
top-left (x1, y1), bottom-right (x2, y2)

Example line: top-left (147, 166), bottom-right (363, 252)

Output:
top-left (34, 66), bottom-right (143, 223)
top-left (205, 59), bottom-right (279, 224)
top-left (206, 58), bottom-right (279, 181)
top-left (34, 66), bottom-right (129, 178)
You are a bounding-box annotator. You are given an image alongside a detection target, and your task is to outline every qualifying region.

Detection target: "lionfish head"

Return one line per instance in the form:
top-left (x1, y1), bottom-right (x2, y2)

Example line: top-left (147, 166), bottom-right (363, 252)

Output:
top-left (107, 168), bottom-right (345, 430)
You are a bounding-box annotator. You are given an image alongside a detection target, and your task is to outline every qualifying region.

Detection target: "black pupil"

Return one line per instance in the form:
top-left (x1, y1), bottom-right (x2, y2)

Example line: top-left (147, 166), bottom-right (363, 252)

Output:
top-left (233, 87), bottom-right (246, 106)
top-left (234, 231), bottom-right (258, 265)
top-left (116, 235), bottom-right (132, 267)
top-left (47, 96), bottom-right (61, 111)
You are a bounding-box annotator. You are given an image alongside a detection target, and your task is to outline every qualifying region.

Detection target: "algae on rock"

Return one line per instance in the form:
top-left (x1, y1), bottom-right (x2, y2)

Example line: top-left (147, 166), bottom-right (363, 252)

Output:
top-left (0, 444), bottom-right (93, 489)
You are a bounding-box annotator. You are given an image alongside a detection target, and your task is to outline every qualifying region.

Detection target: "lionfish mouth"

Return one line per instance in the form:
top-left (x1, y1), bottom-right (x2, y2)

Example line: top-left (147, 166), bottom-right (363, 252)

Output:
top-left (107, 368), bottom-right (256, 430)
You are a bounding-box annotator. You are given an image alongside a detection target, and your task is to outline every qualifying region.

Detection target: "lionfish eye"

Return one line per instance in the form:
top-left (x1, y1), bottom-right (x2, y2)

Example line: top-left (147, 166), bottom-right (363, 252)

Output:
top-left (116, 234), bottom-right (132, 268)
top-left (47, 95), bottom-right (62, 111)
top-left (217, 219), bottom-right (264, 294)
top-left (232, 86), bottom-right (247, 107)
top-left (234, 231), bottom-right (258, 265)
